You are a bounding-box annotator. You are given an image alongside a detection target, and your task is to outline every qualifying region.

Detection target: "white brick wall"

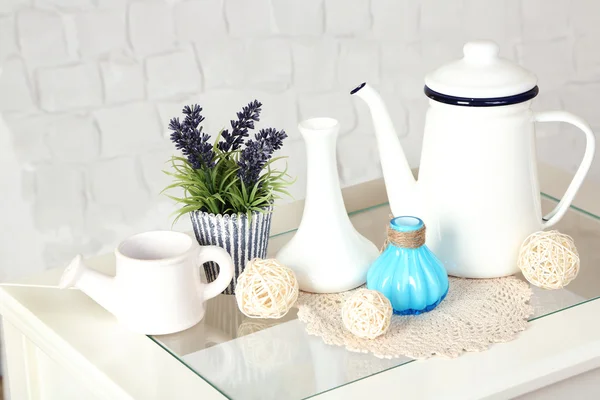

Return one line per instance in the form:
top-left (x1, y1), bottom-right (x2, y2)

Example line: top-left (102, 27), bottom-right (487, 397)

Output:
top-left (292, 38), bottom-right (337, 92)
top-left (0, 58), bottom-right (35, 111)
top-left (37, 63), bottom-right (103, 111)
top-left (225, 0), bottom-right (274, 37)
top-left (273, 0), bottom-right (323, 36)
top-left (194, 38), bottom-right (245, 88)
top-left (174, 0), bottom-right (227, 42)
top-left (245, 39), bottom-right (292, 91)
top-left (128, 2), bottom-right (175, 56)
top-left (100, 57), bottom-right (145, 103)
top-left (94, 102), bottom-right (163, 156)
top-left (1, 0), bottom-right (600, 281)
top-left (0, 16), bottom-right (17, 61)
top-left (75, 9), bottom-right (127, 58)
top-left (326, 0), bottom-right (371, 36)
top-left (146, 48), bottom-right (202, 99)
top-left (17, 9), bottom-right (71, 67)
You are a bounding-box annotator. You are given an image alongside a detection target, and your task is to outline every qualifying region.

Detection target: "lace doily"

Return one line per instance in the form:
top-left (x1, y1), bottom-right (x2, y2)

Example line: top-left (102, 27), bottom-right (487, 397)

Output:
top-left (297, 276), bottom-right (533, 359)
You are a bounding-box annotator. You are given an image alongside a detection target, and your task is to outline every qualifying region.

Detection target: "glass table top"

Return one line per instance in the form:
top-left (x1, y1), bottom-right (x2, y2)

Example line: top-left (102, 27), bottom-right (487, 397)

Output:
top-left (150, 194), bottom-right (600, 400)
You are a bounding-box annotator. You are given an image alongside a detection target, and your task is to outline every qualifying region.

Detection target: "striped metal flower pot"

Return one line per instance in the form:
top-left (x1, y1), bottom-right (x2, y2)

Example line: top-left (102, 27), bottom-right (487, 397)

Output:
top-left (190, 206), bottom-right (273, 295)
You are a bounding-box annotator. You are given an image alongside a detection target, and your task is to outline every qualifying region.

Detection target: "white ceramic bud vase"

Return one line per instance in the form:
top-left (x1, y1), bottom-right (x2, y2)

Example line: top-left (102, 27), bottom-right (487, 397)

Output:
top-left (276, 118), bottom-right (379, 293)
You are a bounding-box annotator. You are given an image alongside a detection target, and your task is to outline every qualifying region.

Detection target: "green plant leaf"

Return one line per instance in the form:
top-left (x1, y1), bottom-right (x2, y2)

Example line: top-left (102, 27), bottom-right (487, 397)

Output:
top-left (272, 187), bottom-right (293, 197)
top-left (170, 204), bottom-right (204, 226)
top-left (212, 128), bottom-right (224, 151)
top-left (219, 167), bottom-right (239, 191)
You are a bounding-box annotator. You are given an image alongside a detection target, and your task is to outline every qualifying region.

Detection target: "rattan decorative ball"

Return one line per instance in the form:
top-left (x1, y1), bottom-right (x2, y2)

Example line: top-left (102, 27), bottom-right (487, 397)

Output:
top-left (518, 230), bottom-right (580, 290)
top-left (235, 258), bottom-right (299, 319)
top-left (342, 289), bottom-right (393, 339)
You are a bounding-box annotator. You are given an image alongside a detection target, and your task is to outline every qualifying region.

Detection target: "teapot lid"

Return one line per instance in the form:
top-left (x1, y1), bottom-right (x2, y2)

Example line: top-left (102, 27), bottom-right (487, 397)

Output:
top-left (424, 40), bottom-right (538, 107)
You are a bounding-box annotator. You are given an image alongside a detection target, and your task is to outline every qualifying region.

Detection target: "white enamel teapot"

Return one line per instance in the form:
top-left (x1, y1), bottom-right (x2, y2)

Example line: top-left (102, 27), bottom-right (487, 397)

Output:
top-left (352, 40), bottom-right (596, 278)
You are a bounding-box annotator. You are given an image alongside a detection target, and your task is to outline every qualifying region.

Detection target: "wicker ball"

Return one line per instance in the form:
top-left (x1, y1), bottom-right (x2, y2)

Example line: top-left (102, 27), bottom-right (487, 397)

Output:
top-left (518, 230), bottom-right (580, 290)
top-left (235, 258), bottom-right (299, 319)
top-left (342, 289), bottom-right (392, 339)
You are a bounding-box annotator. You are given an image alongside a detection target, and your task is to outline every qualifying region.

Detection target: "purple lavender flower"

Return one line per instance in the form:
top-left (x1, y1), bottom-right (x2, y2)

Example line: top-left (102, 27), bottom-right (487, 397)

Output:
top-left (218, 100), bottom-right (262, 152)
top-left (237, 128), bottom-right (287, 186)
top-left (169, 104), bottom-right (214, 169)
top-left (254, 128), bottom-right (287, 151)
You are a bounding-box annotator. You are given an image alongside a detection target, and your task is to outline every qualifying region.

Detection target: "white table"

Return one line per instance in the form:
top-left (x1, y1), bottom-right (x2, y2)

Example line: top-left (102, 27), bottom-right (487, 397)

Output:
top-left (2, 165), bottom-right (600, 400)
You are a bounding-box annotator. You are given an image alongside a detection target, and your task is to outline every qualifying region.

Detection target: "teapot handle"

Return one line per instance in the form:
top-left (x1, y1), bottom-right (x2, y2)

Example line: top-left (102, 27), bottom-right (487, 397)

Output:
top-left (534, 111), bottom-right (596, 229)
top-left (198, 246), bottom-right (235, 300)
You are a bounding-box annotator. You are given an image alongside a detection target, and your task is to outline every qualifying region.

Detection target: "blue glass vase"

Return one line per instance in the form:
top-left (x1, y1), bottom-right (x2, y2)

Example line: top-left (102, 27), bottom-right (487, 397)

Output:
top-left (367, 216), bottom-right (449, 315)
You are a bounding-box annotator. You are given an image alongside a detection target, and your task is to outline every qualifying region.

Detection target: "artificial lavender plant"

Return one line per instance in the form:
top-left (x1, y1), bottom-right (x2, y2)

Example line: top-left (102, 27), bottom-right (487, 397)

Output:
top-left (163, 101), bottom-right (294, 220)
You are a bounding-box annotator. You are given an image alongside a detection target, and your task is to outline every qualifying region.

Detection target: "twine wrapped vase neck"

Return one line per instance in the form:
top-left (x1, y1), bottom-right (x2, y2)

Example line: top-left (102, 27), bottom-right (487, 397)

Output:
top-left (387, 225), bottom-right (426, 249)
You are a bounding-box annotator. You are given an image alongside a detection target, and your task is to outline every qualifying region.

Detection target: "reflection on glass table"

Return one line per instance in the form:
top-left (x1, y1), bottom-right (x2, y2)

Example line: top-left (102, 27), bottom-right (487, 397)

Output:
top-left (150, 195), bottom-right (600, 400)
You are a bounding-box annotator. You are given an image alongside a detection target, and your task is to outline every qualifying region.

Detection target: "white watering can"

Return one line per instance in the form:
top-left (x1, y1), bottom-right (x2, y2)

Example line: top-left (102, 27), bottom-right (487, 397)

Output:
top-left (59, 231), bottom-right (234, 335)
top-left (352, 40), bottom-right (596, 278)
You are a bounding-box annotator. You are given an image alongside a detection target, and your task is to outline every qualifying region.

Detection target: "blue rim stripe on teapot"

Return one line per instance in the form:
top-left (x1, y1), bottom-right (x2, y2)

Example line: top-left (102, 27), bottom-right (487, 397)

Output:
top-left (424, 85), bottom-right (539, 107)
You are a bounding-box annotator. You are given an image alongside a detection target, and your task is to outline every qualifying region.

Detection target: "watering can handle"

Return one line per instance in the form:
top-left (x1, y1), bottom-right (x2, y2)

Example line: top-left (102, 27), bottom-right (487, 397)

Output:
top-left (198, 246), bottom-right (235, 300)
top-left (534, 111), bottom-right (596, 229)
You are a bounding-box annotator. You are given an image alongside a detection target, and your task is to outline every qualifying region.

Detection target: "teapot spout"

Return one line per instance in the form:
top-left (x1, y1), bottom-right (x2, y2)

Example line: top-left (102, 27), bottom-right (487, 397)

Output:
top-left (351, 82), bottom-right (416, 216)
top-left (59, 254), bottom-right (117, 316)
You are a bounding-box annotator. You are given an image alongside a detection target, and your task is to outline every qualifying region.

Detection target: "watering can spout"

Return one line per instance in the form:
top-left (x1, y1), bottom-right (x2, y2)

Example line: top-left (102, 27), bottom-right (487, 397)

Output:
top-left (351, 82), bottom-right (417, 216)
top-left (59, 254), bottom-right (117, 315)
